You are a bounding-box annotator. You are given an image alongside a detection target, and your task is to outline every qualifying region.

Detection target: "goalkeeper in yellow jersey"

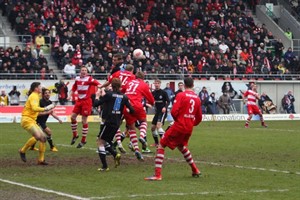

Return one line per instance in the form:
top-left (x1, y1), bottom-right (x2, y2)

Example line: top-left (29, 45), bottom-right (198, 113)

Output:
top-left (19, 82), bottom-right (55, 165)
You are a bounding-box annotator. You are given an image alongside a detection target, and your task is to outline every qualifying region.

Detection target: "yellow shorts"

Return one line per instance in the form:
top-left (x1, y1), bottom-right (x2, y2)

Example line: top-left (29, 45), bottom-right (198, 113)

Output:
top-left (21, 116), bottom-right (44, 136)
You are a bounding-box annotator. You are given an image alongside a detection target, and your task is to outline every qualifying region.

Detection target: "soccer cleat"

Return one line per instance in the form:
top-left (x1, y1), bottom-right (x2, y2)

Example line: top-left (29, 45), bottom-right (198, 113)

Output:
top-left (29, 147), bottom-right (39, 151)
top-left (97, 167), bottom-right (110, 172)
top-left (118, 145), bottom-right (126, 154)
top-left (262, 122), bottom-right (268, 128)
top-left (70, 135), bottom-right (79, 145)
top-left (150, 143), bottom-right (158, 147)
top-left (135, 151), bottom-right (144, 161)
top-left (192, 169), bottom-right (201, 178)
top-left (37, 160), bottom-right (49, 165)
top-left (76, 142), bottom-right (86, 148)
top-left (244, 124), bottom-right (249, 128)
top-left (19, 149), bottom-right (26, 162)
top-left (114, 153), bottom-right (121, 168)
top-left (128, 143), bottom-right (134, 152)
top-left (50, 146), bottom-right (58, 152)
top-left (144, 175), bottom-right (162, 181)
top-left (142, 148), bottom-right (152, 153)
top-left (141, 141), bottom-right (148, 150)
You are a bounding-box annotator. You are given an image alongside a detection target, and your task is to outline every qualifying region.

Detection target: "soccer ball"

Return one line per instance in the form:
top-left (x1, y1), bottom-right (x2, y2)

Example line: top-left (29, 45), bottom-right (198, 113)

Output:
top-left (133, 48), bottom-right (144, 59)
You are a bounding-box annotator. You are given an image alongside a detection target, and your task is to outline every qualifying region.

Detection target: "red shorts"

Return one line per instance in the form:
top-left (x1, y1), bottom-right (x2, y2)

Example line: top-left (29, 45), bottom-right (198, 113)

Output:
top-left (124, 105), bottom-right (146, 125)
top-left (247, 104), bottom-right (261, 115)
top-left (72, 98), bottom-right (92, 116)
top-left (160, 125), bottom-right (191, 150)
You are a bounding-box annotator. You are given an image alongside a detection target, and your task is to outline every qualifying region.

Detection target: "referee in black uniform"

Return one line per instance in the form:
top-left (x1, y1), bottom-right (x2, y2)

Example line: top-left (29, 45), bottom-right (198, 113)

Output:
top-left (30, 88), bottom-right (62, 152)
top-left (151, 79), bottom-right (170, 147)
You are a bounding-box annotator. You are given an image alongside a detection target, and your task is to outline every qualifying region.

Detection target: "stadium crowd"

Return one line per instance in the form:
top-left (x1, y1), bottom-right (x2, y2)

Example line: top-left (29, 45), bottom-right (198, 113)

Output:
top-left (1, 0), bottom-right (300, 80)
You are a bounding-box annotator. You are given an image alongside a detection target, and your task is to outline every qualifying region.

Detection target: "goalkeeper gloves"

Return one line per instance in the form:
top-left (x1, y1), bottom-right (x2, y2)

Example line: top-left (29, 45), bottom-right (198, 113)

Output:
top-left (44, 104), bottom-right (55, 111)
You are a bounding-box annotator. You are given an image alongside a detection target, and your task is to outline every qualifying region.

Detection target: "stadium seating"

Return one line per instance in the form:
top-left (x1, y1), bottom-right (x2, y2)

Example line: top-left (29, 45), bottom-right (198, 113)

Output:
top-left (1, 1), bottom-right (299, 80)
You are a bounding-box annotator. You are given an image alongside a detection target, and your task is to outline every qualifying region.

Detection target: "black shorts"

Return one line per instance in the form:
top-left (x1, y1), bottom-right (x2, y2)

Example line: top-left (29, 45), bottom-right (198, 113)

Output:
top-left (97, 123), bottom-right (119, 142)
top-left (37, 122), bottom-right (47, 130)
top-left (152, 111), bottom-right (167, 125)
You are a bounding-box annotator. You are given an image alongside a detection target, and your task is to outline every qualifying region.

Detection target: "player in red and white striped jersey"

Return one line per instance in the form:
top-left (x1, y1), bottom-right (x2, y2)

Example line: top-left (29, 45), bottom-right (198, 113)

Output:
top-left (243, 84), bottom-right (267, 128)
top-left (69, 66), bottom-right (101, 148)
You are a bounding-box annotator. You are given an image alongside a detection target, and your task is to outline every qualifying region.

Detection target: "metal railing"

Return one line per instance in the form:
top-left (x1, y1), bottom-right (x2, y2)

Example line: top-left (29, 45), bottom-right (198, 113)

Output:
top-left (0, 72), bottom-right (299, 81)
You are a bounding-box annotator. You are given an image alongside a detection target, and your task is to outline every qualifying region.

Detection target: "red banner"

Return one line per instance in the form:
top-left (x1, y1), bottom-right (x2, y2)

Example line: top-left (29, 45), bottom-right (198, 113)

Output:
top-left (0, 105), bottom-right (74, 116)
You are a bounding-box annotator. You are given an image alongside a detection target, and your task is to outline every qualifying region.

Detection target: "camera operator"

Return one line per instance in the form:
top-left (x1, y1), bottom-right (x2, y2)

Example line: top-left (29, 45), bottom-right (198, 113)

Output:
top-left (52, 80), bottom-right (69, 105)
top-left (9, 86), bottom-right (21, 106)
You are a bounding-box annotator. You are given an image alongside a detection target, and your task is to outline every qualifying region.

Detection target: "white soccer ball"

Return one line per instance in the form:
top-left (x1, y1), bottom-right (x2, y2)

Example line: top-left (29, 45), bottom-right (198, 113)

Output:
top-left (133, 48), bottom-right (144, 59)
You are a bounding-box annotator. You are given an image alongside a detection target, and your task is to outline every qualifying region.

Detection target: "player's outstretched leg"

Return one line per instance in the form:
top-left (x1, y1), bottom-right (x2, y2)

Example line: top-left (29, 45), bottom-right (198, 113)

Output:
top-left (259, 114), bottom-right (268, 128)
top-left (178, 146), bottom-right (201, 177)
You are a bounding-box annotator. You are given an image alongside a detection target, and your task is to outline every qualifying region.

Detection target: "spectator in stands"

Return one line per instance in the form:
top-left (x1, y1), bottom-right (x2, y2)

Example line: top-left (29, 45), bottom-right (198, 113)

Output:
top-left (4, 0), bottom-right (299, 81)
top-left (284, 47), bottom-right (296, 70)
top-left (284, 28), bottom-right (293, 40)
top-left (63, 40), bottom-right (74, 52)
top-left (32, 45), bottom-right (43, 58)
top-left (35, 33), bottom-right (45, 47)
top-left (274, 38), bottom-right (284, 58)
top-left (63, 60), bottom-right (76, 79)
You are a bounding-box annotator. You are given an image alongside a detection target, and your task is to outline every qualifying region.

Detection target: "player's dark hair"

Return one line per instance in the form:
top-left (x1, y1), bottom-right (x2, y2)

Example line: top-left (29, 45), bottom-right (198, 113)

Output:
top-left (135, 71), bottom-right (145, 80)
top-left (184, 77), bottom-right (193, 88)
top-left (113, 53), bottom-right (123, 62)
top-left (27, 82), bottom-right (41, 96)
top-left (178, 82), bottom-right (183, 86)
top-left (111, 78), bottom-right (121, 91)
top-left (42, 88), bottom-right (50, 96)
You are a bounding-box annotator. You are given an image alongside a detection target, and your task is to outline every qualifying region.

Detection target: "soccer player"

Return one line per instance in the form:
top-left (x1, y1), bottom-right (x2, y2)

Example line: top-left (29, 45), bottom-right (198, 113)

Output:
top-left (69, 66), bottom-right (101, 148)
top-left (123, 71), bottom-right (155, 160)
top-left (94, 78), bottom-right (134, 171)
top-left (151, 79), bottom-right (170, 147)
top-left (18, 82), bottom-right (55, 165)
top-left (30, 88), bottom-right (63, 152)
top-left (100, 64), bottom-right (136, 152)
top-left (243, 83), bottom-right (268, 128)
top-left (101, 63), bottom-right (135, 93)
top-left (145, 77), bottom-right (202, 181)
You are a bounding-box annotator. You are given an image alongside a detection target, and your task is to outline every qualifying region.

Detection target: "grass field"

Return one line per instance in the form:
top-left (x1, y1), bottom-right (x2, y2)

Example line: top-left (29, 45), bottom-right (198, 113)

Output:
top-left (0, 121), bottom-right (299, 200)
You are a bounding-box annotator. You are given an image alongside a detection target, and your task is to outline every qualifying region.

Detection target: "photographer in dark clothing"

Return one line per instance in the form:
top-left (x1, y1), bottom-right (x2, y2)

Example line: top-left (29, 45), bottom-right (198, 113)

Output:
top-left (52, 80), bottom-right (69, 105)
top-left (8, 85), bottom-right (21, 106)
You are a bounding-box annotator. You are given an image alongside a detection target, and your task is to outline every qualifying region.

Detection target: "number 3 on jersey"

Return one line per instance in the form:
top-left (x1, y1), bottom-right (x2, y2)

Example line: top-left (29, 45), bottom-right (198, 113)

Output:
top-left (189, 99), bottom-right (195, 113)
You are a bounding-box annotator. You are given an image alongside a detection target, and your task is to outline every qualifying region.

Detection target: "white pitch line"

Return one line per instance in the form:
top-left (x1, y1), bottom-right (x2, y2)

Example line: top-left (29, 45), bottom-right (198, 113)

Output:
top-left (0, 178), bottom-right (88, 200)
top-left (88, 189), bottom-right (290, 199)
top-left (57, 144), bottom-right (300, 176)
top-left (201, 127), bottom-right (299, 132)
top-left (199, 161), bottom-right (300, 175)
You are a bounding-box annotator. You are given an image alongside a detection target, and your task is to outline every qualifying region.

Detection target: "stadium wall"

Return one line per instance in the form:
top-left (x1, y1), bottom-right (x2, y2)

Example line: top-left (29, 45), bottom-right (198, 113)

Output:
top-left (0, 80), bottom-right (299, 114)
